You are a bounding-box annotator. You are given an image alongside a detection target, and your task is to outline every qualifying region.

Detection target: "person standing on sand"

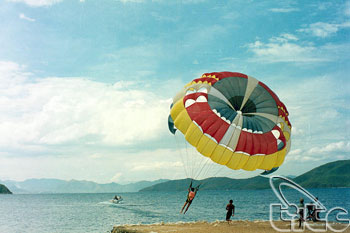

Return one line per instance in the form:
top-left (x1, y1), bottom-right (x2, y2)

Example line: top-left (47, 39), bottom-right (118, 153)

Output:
top-left (226, 200), bottom-right (235, 222)
top-left (298, 198), bottom-right (305, 228)
top-left (314, 197), bottom-right (320, 221)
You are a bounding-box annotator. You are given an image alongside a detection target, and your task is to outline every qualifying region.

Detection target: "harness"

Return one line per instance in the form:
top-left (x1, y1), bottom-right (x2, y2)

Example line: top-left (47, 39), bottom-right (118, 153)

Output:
top-left (188, 191), bottom-right (195, 200)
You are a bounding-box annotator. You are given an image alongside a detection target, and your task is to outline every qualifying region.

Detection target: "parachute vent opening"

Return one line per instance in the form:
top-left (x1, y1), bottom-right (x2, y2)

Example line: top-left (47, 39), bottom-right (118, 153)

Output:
top-left (228, 96), bottom-right (257, 115)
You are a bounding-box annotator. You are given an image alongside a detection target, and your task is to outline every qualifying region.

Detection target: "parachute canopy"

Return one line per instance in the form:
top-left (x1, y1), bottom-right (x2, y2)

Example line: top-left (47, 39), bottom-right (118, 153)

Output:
top-left (168, 72), bottom-right (291, 172)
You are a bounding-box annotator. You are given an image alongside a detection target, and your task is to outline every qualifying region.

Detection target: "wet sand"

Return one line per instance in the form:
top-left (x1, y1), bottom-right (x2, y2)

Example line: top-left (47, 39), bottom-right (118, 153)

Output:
top-left (111, 220), bottom-right (350, 233)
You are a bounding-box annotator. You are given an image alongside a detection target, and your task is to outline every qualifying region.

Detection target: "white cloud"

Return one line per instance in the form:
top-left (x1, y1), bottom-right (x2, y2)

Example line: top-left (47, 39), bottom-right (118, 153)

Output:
top-left (317, 2), bottom-right (333, 11)
top-left (89, 153), bottom-right (104, 159)
top-left (285, 141), bottom-right (350, 163)
top-left (274, 73), bottom-right (350, 166)
top-left (221, 11), bottom-right (240, 20)
top-left (110, 172), bottom-right (122, 182)
top-left (0, 148), bottom-right (183, 183)
top-left (151, 12), bottom-right (179, 22)
top-left (308, 141), bottom-right (350, 154)
top-left (291, 127), bottom-right (304, 136)
top-left (131, 161), bottom-right (183, 171)
top-left (298, 22), bottom-right (350, 38)
top-left (269, 8), bottom-right (299, 13)
top-left (0, 61), bottom-right (29, 81)
top-left (0, 61), bottom-right (170, 151)
top-left (268, 33), bottom-right (299, 43)
top-left (246, 33), bottom-right (350, 63)
top-left (279, 33), bottom-right (298, 41)
top-left (287, 149), bottom-right (302, 156)
top-left (8, 0), bottom-right (63, 7)
top-left (246, 34), bottom-right (327, 63)
top-left (19, 13), bottom-right (35, 22)
top-left (345, 1), bottom-right (350, 16)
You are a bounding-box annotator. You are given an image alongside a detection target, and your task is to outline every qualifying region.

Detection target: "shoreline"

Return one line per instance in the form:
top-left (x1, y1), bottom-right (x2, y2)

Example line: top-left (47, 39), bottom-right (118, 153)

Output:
top-left (111, 220), bottom-right (350, 233)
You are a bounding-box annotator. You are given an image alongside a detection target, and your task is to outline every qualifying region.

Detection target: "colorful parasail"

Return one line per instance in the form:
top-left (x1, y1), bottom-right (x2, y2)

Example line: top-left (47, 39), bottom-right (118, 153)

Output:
top-left (168, 72), bottom-right (292, 173)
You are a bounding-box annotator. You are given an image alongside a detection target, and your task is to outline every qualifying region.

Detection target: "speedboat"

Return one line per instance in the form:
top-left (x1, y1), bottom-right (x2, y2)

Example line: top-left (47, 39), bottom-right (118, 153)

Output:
top-left (110, 196), bottom-right (123, 204)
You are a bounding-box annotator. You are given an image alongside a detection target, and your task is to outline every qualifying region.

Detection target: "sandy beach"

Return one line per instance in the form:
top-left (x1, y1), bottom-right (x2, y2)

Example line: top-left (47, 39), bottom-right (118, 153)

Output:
top-left (111, 220), bottom-right (350, 233)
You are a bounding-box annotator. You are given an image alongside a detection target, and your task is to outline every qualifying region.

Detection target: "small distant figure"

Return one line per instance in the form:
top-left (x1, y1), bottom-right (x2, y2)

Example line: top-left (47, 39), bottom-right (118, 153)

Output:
top-left (226, 200), bottom-right (235, 223)
top-left (114, 195), bottom-right (120, 200)
top-left (306, 200), bottom-right (315, 221)
top-left (298, 198), bottom-right (305, 228)
top-left (180, 181), bottom-right (200, 214)
top-left (306, 197), bottom-right (321, 222)
top-left (313, 197), bottom-right (320, 221)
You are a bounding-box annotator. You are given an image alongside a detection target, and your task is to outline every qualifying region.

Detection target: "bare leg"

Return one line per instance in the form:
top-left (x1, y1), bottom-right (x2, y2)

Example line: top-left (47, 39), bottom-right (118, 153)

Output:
top-left (180, 202), bottom-right (188, 213)
top-left (299, 214), bottom-right (304, 228)
top-left (183, 202), bottom-right (192, 214)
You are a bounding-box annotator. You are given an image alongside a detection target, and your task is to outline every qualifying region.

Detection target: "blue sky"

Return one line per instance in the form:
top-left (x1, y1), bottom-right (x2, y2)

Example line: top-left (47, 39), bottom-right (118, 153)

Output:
top-left (0, 0), bottom-right (349, 183)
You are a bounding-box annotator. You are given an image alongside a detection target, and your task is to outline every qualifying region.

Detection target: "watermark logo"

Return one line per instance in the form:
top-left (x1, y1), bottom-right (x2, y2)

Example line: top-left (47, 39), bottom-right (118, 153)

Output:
top-left (269, 176), bottom-right (350, 232)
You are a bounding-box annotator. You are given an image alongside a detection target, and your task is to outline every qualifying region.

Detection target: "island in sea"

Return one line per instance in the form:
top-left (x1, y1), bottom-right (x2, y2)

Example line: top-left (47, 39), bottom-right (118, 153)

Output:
top-left (0, 184), bottom-right (12, 194)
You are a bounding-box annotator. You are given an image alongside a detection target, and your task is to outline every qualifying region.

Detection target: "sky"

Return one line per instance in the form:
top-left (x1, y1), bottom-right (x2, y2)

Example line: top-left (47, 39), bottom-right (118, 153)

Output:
top-left (0, 0), bottom-right (349, 184)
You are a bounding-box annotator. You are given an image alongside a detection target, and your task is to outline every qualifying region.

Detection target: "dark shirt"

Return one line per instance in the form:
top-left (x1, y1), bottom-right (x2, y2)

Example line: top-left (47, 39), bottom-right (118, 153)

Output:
top-left (226, 203), bottom-right (235, 214)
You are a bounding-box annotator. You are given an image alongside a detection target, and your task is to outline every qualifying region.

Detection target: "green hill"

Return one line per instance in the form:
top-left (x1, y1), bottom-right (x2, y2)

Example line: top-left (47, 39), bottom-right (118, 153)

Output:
top-left (294, 159), bottom-right (350, 188)
top-left (0, 178), bottom-right (168, 194)
top-left (140, 159), bottom-right (350, 191)
top-left (0, 184), bottom-right (12, 194)
top-left (140, 176), bottom-right (271, 191)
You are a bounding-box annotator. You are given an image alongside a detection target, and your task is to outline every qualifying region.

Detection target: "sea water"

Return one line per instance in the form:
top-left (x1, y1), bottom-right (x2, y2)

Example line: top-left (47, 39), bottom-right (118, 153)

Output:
top-left (0, 188), bottom-right (349, 233)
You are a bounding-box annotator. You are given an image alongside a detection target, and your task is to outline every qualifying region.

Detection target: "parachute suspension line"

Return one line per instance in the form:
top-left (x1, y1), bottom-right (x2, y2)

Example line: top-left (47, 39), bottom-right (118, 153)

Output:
top-left (199, 169), bottom-right (248, 189)
top-left (193, 153), bottom-right (209, 179)
top-left (190, 147), bottom-right (225, 180)
top-left (192, 145), bottom-right (201, 178)
top-left (187, 141), bottom-right (194, 178)
top-left (210, 163), bottom-right (231, 178)
top-left (196, 163), bottom-right (224, 188)
top-left (189, 139), bottom-right (195, 178)
top-left (200, 148), bottom-right (231, 179)
top-left (184, 137), bottom-right (193, 178)
top-left (174, 134), bottom-right (189, 179)
top-left (184, 135), bottom-right (198, 178)
top-left (190, 142), bottom-right (204, 179)
top-left (201, 155), bottom-right (225, 179)
top-left (189, 139), bottom-right (205, 179)
top-left (190, 132), bottom-right (216, 180)
top-left (198, 158), bottom-right (214, 179)
top-left (186, 137), bottom-right (195, 178)
top-left (193, 156), bottom-right (215, 180)
top-left (194, 146), bottom-right (227, 180)
top-left (192, 157), bottom-right (208, 180)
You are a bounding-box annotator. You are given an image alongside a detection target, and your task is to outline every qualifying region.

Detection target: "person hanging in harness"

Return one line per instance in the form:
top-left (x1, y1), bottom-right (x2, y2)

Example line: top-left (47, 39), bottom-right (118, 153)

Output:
top-left (180, 180), bottom-right (200, 214)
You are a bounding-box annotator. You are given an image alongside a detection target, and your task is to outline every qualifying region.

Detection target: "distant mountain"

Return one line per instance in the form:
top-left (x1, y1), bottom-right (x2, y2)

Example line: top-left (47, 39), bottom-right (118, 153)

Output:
top-left (140, 160), bottom-right (350, 191)
top-left (0, 184), bottom-right (12, 194)
top-left (0, 179), bottom-right (168, 194)
top-left (3, 160), bottom-right (349, 193)
top-left (139, 176), bottom-right (270, 191)
top-left (294, 159), bottom-right (350, 188)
